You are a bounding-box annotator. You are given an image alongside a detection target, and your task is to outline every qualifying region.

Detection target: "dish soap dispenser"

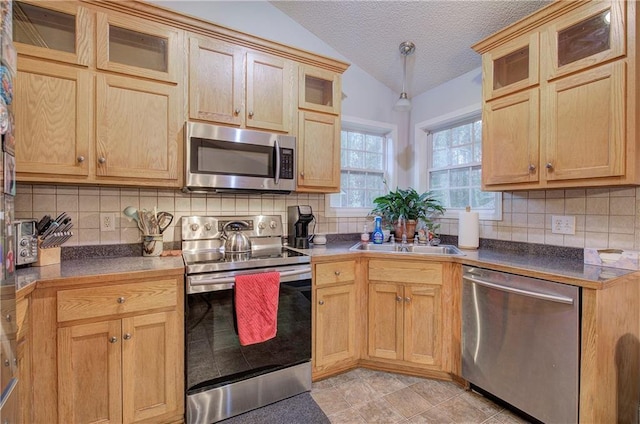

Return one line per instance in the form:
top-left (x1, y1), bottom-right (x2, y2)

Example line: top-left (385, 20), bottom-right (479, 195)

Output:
top-left (360, 224), bottom-right (370, 244)
top-left (372, 216), bottom-right (384, 244)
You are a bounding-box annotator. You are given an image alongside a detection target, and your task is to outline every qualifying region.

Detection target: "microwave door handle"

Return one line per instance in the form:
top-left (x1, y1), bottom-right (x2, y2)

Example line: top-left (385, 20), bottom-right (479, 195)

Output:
top-left (274, 138), bottom-right (281, 185)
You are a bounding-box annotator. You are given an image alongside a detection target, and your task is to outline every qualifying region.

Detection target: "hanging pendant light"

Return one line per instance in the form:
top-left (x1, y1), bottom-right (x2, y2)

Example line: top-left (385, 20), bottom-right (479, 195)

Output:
top-left (394, 41), bottom-right (415, 112)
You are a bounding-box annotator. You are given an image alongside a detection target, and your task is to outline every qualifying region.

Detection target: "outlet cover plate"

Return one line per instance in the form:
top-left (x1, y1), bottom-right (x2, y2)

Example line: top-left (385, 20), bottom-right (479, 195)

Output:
top-left (100, 213), bottom-right (116, 232)
top-left (551, 215), bottom-right (575, 235)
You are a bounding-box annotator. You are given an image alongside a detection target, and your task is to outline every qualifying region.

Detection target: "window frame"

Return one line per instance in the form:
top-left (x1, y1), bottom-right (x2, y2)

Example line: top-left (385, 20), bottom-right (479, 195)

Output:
top-left (414, 104), bottom-right (502, 221)
top-left (325, 115), bottom-right (397, 218)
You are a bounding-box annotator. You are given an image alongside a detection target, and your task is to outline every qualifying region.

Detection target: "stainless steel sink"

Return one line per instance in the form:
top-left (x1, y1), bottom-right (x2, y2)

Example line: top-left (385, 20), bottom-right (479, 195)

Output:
top-left (350, 242), bottom-right (465, 256)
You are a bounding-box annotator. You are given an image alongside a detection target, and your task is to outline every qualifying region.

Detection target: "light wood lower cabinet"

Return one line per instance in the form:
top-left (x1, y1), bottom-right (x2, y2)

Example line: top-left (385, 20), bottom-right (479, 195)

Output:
top-left (30, 273), bottom-right (184, 424)
top-left (312, 258), bottom-right (360, 378)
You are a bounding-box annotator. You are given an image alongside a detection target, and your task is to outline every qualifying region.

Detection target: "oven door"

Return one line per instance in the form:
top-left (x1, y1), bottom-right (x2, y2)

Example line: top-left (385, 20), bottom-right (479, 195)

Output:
top-left (184, 122), bottom-right (295, 193)
top-left (185, 265), bottom-right (312, 395)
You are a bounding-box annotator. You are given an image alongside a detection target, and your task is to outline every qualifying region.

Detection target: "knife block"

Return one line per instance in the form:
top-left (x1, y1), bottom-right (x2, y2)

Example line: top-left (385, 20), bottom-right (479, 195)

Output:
top-left (35, 237), bottom-right (60, 267)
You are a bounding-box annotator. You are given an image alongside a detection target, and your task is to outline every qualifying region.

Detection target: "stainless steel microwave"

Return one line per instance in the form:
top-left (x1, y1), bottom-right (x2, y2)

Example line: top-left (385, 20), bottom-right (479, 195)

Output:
top-left (183, 122), bottom-right (296, 193)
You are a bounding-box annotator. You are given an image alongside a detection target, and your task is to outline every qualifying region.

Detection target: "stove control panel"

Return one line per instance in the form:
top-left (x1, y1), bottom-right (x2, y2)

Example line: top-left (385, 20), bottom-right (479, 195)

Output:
top-left (181, 215), bottom-right (283, 241)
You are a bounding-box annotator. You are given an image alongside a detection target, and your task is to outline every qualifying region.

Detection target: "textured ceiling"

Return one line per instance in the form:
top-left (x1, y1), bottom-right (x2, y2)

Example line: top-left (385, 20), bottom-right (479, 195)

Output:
top-left (271, 0), bottom-right (551, 98)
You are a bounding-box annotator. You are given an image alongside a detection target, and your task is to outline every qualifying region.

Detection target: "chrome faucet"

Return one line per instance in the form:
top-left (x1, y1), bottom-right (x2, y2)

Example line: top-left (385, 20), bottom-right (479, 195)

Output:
top-left (399, 233), bottom-right (409, 252)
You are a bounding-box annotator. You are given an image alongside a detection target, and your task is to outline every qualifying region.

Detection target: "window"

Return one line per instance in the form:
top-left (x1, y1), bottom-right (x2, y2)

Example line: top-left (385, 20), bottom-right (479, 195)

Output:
top-left (417, 108), bottom-right (501, 220)
top-left (326, 116), bottom-right (396, 217)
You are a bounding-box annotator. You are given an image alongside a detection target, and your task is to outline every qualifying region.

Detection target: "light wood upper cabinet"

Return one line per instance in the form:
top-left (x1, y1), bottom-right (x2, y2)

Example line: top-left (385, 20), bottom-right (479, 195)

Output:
top-left (96, 11), bottom-right (180, 83)
top-left (299, 64), bottom-right (341, 115)
top-left (297, 110), bottom-right (341, 192)
top-left (13, 0), bottom-right (92, 66)
top-left (482, 33), bottom-right (539, 101)
top-left (95, 74), bottom-right (180, 182)
top-left (189, 36), bottom-right (295, 133)
top-left (542, 0), bottom-right (625, 81)
top-left (189, 37), bottom-right (244, 126)
top-left (475, 0), bottom-right (637, 190)
top-left (14, 57), bottom-right (91, 178)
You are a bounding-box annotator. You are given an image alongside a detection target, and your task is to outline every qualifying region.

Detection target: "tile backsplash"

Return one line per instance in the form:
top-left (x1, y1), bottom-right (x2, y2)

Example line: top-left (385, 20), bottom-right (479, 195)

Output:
top-left (15, 184), bottom-right (640, 251)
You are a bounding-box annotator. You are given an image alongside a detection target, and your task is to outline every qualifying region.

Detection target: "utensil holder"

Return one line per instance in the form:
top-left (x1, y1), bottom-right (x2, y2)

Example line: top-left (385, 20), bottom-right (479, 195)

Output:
top-left (35, 237), bottom-right (60, 267)
top-left (142, 234), bottom-right (163, 257)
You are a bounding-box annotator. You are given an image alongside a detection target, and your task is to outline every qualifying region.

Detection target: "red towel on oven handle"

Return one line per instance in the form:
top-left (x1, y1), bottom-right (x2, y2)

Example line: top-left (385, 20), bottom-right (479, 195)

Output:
top-left (235, 271), bottom-right (280, 346)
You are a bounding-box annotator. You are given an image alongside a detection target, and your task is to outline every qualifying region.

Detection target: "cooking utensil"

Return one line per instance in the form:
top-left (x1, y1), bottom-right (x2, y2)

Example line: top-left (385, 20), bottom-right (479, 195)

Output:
top-left (36, 215), bottom-right (51, 235)
top-left (221, 221), bottom-right (252, 252)
top-left (157, 212), bottom-right (173, 234)
top-left (123, 206), bottom-right (145, 233)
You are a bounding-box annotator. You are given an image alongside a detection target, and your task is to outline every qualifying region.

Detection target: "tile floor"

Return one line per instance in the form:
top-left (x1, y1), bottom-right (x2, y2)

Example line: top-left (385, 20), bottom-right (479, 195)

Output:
top-left (311, 368), bottom-right (531, 423)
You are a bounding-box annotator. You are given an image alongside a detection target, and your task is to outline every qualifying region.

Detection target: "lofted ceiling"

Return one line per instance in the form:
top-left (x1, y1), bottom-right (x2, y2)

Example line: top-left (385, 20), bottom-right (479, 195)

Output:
top-left (270, 0), bottom-right (551, 98)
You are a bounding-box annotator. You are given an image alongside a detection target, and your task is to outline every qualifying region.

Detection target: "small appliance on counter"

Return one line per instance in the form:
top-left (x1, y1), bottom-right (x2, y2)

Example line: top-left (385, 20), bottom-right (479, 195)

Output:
top-left (287, 205), bottom-right (315, 249)
top-left (13, 219), bottom-right (37, 266)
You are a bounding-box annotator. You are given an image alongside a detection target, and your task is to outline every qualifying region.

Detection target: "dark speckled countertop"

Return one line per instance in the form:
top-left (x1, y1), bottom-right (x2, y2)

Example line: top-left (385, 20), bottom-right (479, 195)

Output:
top-left (16, 255), bottom-right (185, 294)
top-left (296, 240), bottom-right (635, 289)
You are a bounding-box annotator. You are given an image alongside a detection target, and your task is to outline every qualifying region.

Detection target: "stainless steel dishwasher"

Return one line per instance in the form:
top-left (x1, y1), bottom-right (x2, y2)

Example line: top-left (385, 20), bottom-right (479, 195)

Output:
top-left (462, 266), bottom-right (580, 423)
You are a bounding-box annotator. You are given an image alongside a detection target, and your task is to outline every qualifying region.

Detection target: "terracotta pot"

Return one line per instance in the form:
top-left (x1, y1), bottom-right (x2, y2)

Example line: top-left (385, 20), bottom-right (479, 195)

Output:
top-left (394, 219), bottom-right (417, 242)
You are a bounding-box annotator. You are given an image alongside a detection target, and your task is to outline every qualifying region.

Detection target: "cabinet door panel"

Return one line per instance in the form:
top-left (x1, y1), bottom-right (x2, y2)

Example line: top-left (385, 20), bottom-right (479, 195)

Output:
top-left (189, 37), bottom-right (244, 126)
top-left (543, 62), bottom-right (625, 181)
top-left (299, 65), bottom-right (341, 115)
top-left (482, 89), bottom-right (539, 187)
top-left (58, 320), bottom-right (122, 424)
top-left (404, 285), bottom-right (441, 366)
top-left (297, 111), bottom-right (340, 191)
top-left (368, 283), bottom-right (402, 361)
top-left (246, 52), bottom-right (293, 132)
top-left (543, 0), bottom-right (625, 81)
top-left (96, 74), bottom-right (179, 183)
top-left (13, 1), bottom-right (92, 66)
top-left (15, 57), bottom-right (91, 178)
top-left (315, 284), bottom-right (356, 367)
top-left (122, 311), bottom-right (181, 423)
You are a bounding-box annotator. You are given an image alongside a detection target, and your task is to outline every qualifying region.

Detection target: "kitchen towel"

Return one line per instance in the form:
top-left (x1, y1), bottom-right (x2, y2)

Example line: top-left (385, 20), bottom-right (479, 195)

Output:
top-left (458, 206), bottom-right (479, 249)
top-left (235, 271), bottom-right (280, 346)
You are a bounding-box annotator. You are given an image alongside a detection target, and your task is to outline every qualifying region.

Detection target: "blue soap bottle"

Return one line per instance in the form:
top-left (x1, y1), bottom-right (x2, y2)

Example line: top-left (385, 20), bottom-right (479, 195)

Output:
top-left (372, 216), bottom-right (384, 244)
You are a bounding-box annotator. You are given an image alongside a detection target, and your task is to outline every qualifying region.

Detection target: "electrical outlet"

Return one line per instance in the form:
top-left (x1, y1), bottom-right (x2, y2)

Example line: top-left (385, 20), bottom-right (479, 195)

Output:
top-left (551, 215), bottom-right (575, 235)
top-left (100, 213), bottom-right (116, 232)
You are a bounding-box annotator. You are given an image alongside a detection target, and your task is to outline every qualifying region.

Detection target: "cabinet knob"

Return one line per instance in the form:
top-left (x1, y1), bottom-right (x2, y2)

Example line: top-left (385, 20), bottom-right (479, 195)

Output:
top-left (545, 162), bottom-right (553, 170)
top-left (5, 314), bottom-right (10, 322)
top-left (3, 359), bottom-right (9, 367)
top-left (117, 297), bottom-right (126, 304)
top-left (234, 108), bottom-right (240, 115)
top-left (109, 336), bottom-right (118, 344)
top-left (405, 297), bottom-right (411, 303)
top-left (319, 300), bottom-right (325, 305)
top-left (248, 111), bottom-right (254, 118)
top-left (123, 333), bottom-right (132, 340)
top-left (528, 164), bottom-right (536, 172)
top-left (77, 155), bottom-right (85, 163)
top-left (98, 157), bottom-right (107, 164)
top-left (300, 172), bottom-right (304, 178)
top-left (396, 295), bottom-right (402, 302)
top-left (334, 271), bottom-right (341, 276)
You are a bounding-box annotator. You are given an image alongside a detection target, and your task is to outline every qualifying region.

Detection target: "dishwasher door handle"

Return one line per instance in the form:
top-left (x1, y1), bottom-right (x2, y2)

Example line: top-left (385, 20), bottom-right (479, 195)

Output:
top-left (463, 275), bottom-right (575, 305)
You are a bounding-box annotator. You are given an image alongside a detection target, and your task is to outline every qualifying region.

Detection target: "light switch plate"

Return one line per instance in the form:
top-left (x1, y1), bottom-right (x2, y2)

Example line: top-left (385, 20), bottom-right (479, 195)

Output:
top-left (551, 215), bottom-right (575, 235)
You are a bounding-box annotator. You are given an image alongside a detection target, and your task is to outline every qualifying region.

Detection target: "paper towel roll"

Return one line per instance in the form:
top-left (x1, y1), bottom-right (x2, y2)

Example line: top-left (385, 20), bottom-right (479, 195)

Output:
top-left (458, 207), bottom-right (479, 249)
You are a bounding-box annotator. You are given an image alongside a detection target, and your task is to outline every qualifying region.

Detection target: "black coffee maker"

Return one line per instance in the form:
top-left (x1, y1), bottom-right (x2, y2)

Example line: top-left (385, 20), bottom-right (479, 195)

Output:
top-left (287, 205), bottom-right (314, 249)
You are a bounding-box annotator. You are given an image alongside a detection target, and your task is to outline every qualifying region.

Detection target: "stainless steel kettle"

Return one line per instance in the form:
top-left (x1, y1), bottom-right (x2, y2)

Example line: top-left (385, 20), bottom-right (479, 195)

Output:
top-left (222, 221), bottom-right (252, 252)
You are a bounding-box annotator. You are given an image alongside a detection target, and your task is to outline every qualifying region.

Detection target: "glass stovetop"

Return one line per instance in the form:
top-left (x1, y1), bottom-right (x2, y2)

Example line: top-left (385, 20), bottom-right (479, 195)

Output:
top-left (183, 246), bottom-right (310, 274)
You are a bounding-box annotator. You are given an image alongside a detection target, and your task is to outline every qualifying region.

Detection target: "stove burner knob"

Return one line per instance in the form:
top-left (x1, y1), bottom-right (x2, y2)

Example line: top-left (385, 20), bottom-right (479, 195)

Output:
top-left (258, 222), bottom-right (266, 230)
top-left (190, 223), bottom-right (199, 232)
top-left (204, 223), bottom-right (212, 231)
top-left (270, 221), bottom-right (277, 229)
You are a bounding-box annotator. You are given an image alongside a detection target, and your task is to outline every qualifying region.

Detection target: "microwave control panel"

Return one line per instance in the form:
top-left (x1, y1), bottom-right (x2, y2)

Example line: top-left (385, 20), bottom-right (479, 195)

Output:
top-left (280, 148), bottom-right (294, 179)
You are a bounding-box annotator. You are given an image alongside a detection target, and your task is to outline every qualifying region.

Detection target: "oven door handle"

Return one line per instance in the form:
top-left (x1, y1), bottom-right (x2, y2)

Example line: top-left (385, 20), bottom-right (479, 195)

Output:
top-left (274, 138), bottom-right (281, 185)
top-left (188, 266), bottom-right (312, 291)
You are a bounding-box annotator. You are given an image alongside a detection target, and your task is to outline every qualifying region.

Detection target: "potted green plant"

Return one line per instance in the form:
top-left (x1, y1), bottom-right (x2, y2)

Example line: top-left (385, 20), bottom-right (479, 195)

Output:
top-left (370, 187), bottom-right (445, 241)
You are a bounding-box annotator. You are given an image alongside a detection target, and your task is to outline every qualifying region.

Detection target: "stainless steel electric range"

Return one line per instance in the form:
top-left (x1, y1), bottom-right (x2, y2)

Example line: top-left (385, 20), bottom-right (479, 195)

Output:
top-left (181, 215), bottom-right (312, 424)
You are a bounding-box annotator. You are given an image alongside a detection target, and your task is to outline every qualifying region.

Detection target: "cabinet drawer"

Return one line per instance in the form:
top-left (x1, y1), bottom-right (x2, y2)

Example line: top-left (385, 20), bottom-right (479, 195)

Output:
top-left (368, 260), bottom-right (442, 285)
top-left (57, 279), bottom-right (177, 322)
top-left (315, 261), bottom-right (356, 286)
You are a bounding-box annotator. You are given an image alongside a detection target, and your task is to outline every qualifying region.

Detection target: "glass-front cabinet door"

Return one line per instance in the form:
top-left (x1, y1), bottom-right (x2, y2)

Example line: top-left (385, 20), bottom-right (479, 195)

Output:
top-left (96, 12), bottom-right (179, 83)
top-left (13, 1), bottom-right (92, 66)
top-left (543, 0), bottom-right (625, 80)
top-left (482, 33), bottom-right (538, 101)
top-left (298, 65), bottom-right (341, 115)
